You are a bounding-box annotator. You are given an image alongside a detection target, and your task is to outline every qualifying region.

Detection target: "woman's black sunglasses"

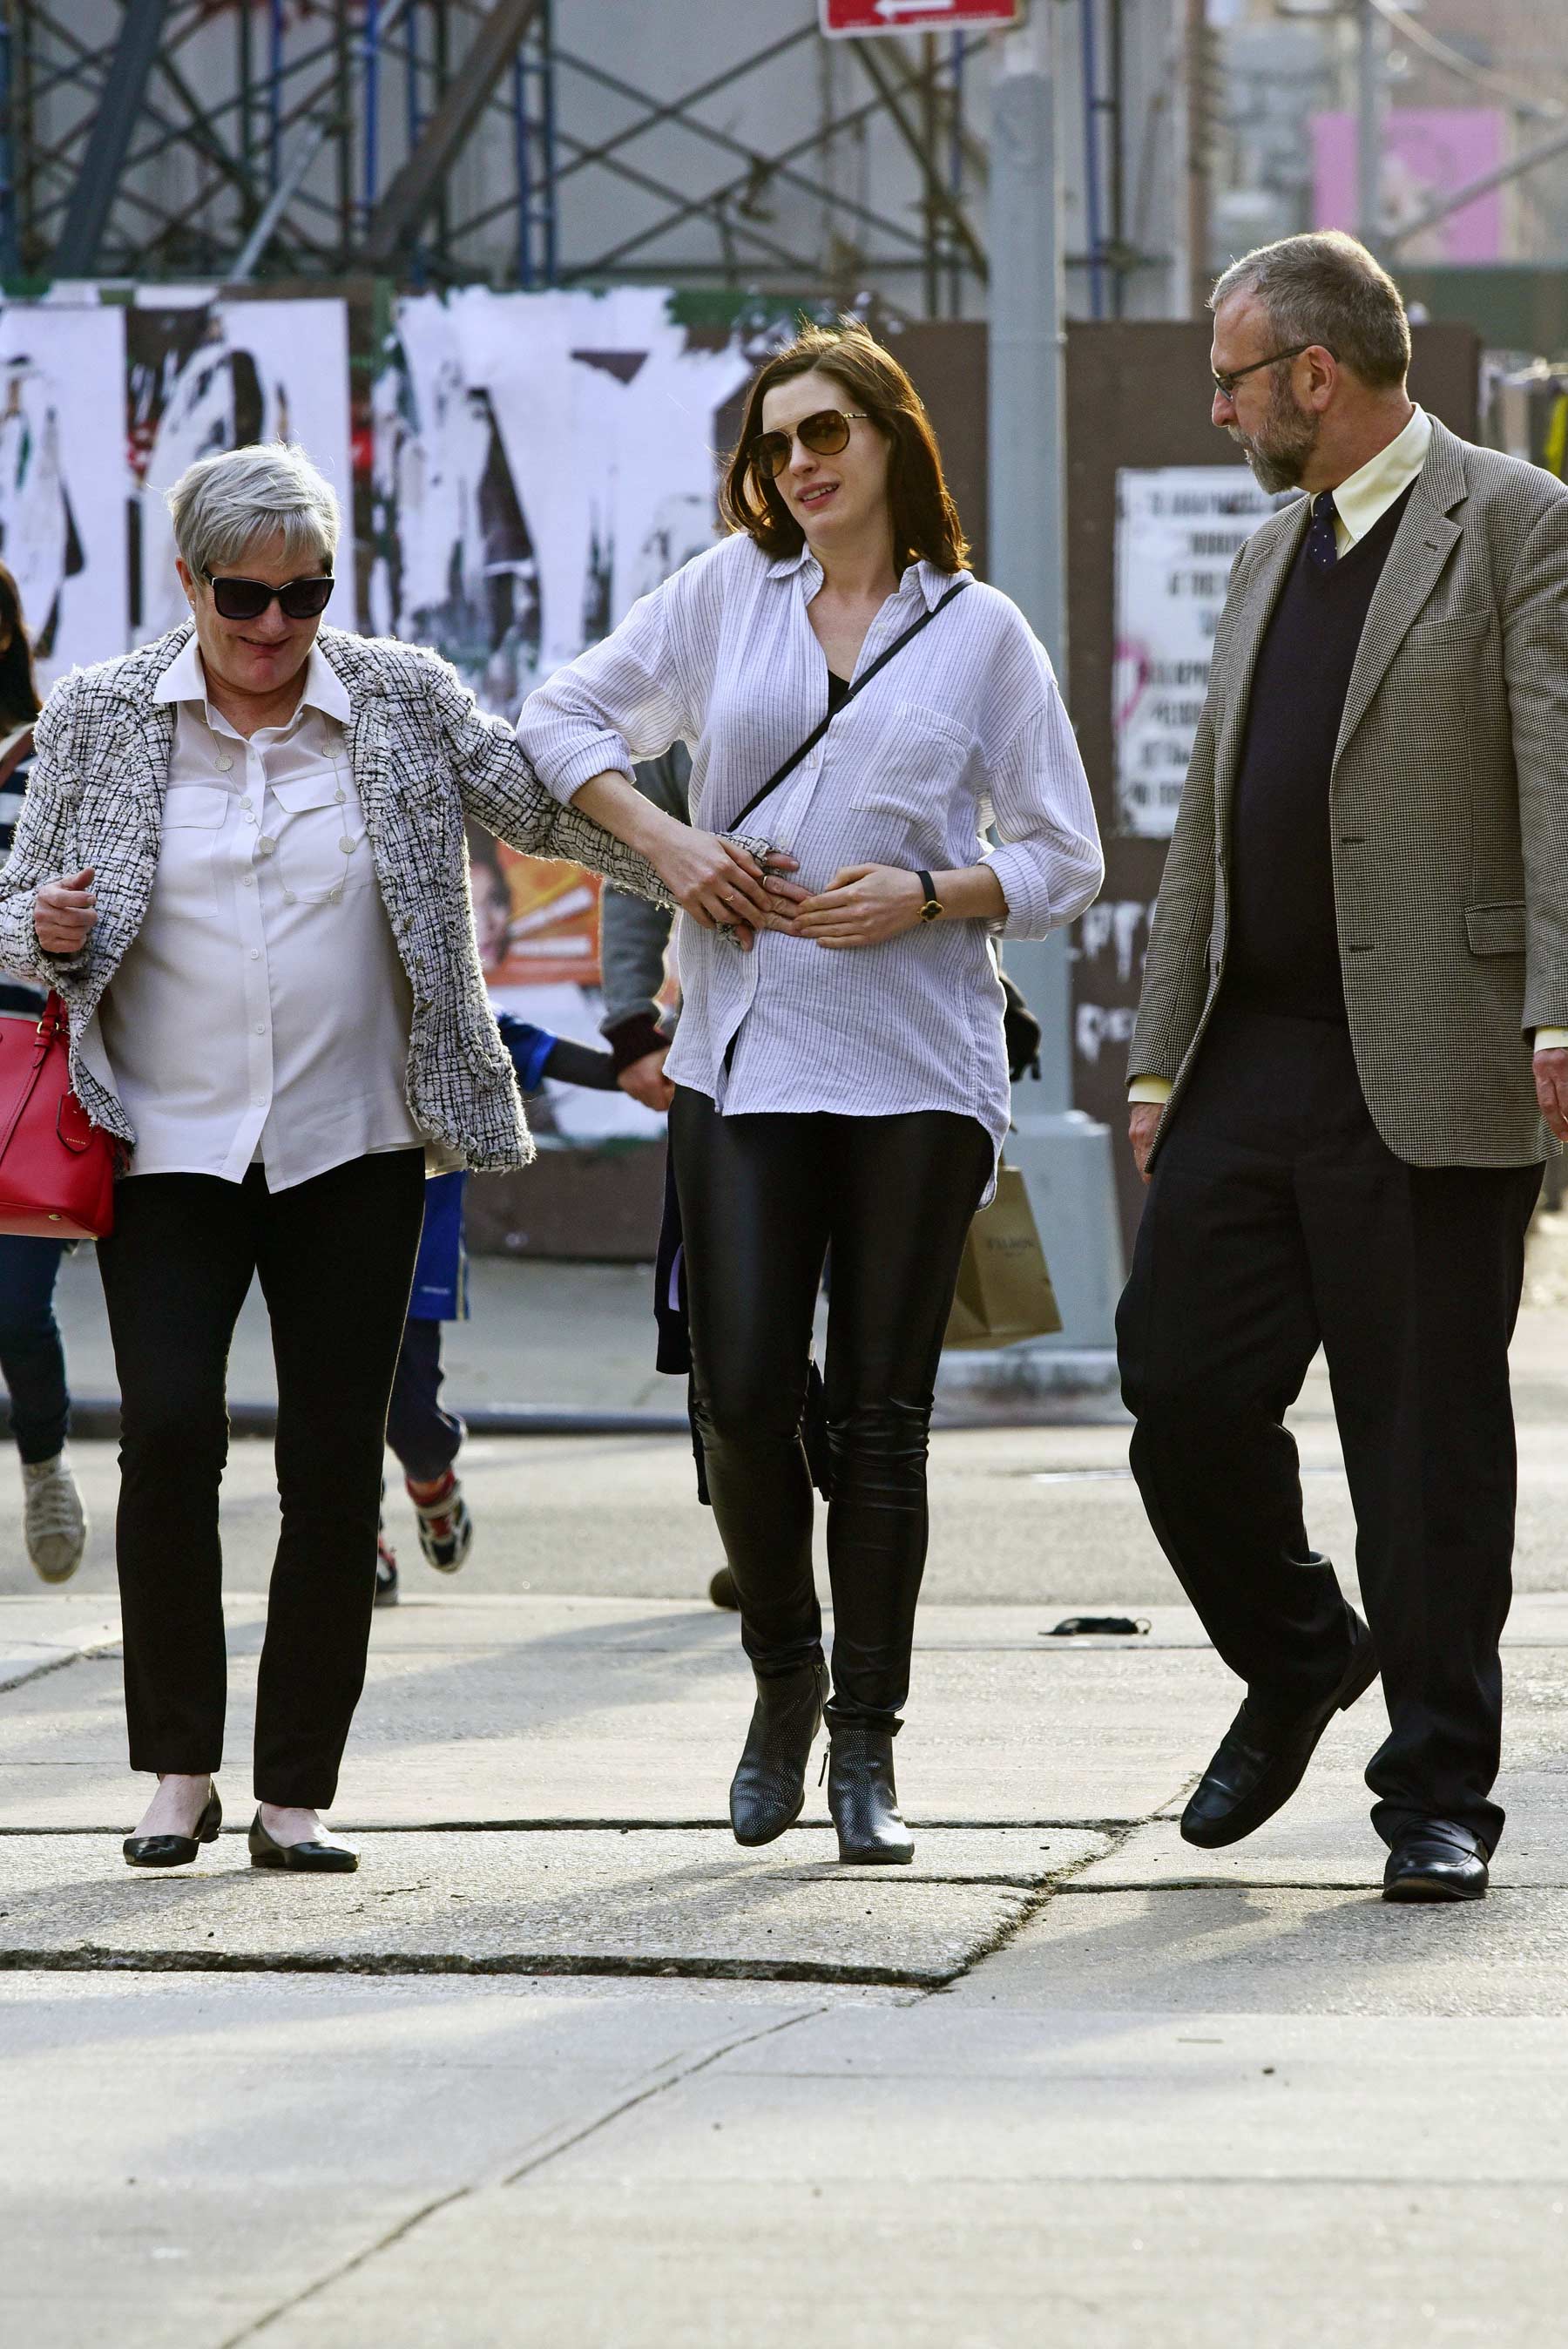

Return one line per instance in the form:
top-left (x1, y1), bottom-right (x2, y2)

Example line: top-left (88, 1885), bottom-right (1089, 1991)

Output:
top-left (749, 408), bottom-right (868, 480)
top-left (204, 571), bottom-right (335, 621)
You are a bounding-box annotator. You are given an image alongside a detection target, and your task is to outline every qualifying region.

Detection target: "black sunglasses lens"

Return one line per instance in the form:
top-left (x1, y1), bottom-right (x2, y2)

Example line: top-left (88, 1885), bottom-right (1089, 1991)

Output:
top-left (798, 410), bottom-right (850, 456)
top-left (210, 576), bottom-right (270, 620)
top-left (753, 432), bottom-right (789, 479)
top-left (279, 577), bottom-right (334, 619)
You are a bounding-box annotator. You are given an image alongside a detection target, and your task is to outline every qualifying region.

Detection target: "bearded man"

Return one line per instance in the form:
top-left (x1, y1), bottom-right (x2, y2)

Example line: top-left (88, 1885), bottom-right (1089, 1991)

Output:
top-left (1117, 231), bottom-right (1568, 1903)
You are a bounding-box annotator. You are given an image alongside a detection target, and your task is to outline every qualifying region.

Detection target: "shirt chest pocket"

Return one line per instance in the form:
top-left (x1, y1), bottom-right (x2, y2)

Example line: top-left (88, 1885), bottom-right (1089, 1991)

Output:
top-left (847, 700), bottom-right (973, 841)
top-left (157, 784), bottom-right (228, 919)
top-left (268, 767), bottom-right (371, 904)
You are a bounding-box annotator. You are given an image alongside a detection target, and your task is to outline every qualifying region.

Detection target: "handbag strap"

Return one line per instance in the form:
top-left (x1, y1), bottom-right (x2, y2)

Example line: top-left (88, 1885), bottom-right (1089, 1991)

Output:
top-left (725, 577), bottom-right (971, 835)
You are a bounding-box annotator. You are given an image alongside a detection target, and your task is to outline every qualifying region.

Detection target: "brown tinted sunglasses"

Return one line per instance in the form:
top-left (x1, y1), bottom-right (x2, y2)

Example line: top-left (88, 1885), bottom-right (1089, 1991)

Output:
top-left (749, 408), bottom-right (868, 480)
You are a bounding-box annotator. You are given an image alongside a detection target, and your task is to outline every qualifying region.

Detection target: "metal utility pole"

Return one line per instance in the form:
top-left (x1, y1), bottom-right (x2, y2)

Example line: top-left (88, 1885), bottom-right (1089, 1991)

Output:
top-left (1184, 0), bottom-right (1211, 316)
top-left (1356, 0), bottom-right (1382, 252)
top-left (986, 7), bottom-right (1124, 1364)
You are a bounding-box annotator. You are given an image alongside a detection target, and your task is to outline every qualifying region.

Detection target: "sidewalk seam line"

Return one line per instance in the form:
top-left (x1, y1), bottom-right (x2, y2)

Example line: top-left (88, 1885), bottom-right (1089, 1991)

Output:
top-left (213, 2004), bottom-right (827, 2346)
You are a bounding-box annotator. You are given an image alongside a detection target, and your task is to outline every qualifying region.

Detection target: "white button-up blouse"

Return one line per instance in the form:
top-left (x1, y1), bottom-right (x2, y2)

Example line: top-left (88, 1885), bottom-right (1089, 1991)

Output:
top-left (518, 534), bottom-right (1104, 1161)
top-left (80, 639), bottom-right (423, 1190)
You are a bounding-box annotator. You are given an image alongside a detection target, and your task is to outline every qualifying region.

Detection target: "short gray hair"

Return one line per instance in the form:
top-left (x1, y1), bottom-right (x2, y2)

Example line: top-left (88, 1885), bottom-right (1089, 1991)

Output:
top-left (1210, 231), bottom-right (1410, 391)
top-left (166, 441), bottom-right (341, 579)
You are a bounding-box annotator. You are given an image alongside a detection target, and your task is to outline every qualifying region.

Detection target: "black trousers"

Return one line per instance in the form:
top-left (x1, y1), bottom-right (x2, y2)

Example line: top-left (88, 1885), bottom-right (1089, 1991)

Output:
top-left (386, 1316), bottom-right (464, 1483)
top-left (98, 1150), bottom-right (427, 1806)
top-left (1116, 1007), bottom-right (1540, 1851)
top-left (669, 1087), bottom-right (991, 1729)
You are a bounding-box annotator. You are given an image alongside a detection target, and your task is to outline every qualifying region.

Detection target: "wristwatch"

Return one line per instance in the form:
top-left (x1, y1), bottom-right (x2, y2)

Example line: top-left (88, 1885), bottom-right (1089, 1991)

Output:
top-left (916, 868), bottom-right (943, 924)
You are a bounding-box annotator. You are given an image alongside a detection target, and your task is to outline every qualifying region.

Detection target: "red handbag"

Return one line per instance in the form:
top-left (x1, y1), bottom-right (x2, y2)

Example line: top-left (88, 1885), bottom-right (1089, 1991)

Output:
top-left (0, 992), bottom-right (117, 1239)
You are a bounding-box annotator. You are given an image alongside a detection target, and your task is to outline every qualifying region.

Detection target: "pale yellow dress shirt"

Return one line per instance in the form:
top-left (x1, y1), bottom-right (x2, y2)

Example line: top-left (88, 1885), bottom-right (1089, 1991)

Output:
top-left (1128, 407), bottom-right (1567, 1107)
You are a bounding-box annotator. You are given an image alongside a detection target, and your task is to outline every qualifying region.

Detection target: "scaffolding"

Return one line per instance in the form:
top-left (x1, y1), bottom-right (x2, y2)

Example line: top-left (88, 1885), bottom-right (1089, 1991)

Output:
top-left (0, 1), bottom-right (1003, 314)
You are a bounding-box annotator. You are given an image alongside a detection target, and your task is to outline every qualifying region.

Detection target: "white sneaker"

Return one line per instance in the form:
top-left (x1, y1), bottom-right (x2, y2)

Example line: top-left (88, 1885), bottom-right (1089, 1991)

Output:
top-left (23, 1450), bottom-right (88, 1584)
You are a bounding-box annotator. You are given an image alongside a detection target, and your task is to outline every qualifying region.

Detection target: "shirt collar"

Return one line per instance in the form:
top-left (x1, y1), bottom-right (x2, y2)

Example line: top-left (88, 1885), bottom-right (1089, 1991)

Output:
top-left (152, 636), bottom-right (352, 728)
top-left (767, 545), bottom-right (966, 612)
top-left (1329, 404), bottom-right (1432, 548)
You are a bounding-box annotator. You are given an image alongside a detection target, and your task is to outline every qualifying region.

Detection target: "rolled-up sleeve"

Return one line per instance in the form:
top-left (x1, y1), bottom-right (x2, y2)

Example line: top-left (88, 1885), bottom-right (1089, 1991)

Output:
top-left (518, 580), bottom-right (692, 809)
top-left (982, 684), bottom-right (1104, 942)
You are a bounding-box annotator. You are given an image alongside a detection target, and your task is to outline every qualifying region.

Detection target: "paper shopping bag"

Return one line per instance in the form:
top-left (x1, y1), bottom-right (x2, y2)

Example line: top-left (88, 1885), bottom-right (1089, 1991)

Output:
top-left (943, 1161), bottom-right (1064, 1349)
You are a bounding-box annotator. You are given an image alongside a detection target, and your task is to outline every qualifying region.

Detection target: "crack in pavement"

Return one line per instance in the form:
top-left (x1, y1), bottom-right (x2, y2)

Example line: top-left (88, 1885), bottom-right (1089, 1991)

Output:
top-left (213, 2003), bottom-right (828, 2348)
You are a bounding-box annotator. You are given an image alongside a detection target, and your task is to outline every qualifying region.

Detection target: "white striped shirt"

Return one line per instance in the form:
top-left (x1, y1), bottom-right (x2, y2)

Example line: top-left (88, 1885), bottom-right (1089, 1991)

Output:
top-left (518, 534), bottom-right (1103, 1160)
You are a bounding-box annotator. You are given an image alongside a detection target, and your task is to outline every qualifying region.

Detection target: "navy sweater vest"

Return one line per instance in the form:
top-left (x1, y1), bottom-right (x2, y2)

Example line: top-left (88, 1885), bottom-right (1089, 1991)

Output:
top-left (1223, 483), bottom-right (1414, 1024)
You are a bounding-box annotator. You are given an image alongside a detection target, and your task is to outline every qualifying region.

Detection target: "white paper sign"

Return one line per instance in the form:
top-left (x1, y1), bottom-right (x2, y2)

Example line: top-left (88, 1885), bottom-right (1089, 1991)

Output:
top-left (1113, 465), bottom-right (1294, 837)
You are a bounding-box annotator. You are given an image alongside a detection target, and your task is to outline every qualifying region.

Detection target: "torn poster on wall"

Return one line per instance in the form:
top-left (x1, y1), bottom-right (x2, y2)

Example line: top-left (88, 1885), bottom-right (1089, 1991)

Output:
top-left (1113, 466), bottom-right (1294, 837)
top-left (0, 301), bottom-right (128, 676)
top-left (369, 287), bottom-right (754, 1141)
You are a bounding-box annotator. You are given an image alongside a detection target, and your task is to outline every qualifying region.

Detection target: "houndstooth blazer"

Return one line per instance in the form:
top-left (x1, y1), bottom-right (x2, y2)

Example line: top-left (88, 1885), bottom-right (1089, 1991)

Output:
top-left (1131, 419), bottom-right (1568, 1168)
top-left (0, 622), bottom-right (670, 1173)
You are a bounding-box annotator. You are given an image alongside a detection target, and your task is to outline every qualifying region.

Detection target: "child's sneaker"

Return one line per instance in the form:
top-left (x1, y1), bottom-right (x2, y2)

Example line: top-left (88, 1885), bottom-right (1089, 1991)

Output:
top-left (374, 1531), bottom-right (400, 1607)
top-left (23, 1450), bottom-right (88, 1584)
top-left (406, 1469), bottom-right (473, 1574)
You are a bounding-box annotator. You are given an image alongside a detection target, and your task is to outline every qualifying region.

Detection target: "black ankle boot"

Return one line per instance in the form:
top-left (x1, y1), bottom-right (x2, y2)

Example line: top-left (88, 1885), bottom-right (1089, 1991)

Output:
top-left (827, 1722), bottom-right (914, 1865)
top-left (729, 1659), bottom-right (828, 1847)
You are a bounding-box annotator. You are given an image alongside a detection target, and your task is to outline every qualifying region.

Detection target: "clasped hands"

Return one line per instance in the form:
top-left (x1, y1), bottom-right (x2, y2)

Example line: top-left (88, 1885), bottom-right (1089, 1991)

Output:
top-left (655, 828), bottom-right (925, 951)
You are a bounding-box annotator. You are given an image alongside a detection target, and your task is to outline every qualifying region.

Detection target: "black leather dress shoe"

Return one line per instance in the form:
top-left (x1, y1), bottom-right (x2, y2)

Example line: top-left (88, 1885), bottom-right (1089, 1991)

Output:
top-left (1181, 1618), bottom-right (1379, 1850)
top-left (123, 1783), bottom-right (221, 1869)
top-left (827, 1722), bottom-right (915, 1865)
top-left (1382, 1819), bottom-right (1489, 1903)
top-left (730, 1659), bottom-right (829, 1846)
top-left (248, 1812), bottom-right (359, 1873)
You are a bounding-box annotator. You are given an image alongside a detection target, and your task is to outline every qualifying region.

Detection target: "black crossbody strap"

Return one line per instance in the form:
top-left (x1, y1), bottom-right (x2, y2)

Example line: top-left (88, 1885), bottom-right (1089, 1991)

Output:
top-left (724, 576), bottom-right (971, 835)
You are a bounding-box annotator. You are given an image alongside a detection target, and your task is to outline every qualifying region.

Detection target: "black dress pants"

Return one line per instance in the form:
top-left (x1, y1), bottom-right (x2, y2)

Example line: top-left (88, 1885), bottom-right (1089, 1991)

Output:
top-left (669, 1088), bottom-right (992, 1729)
top-left (98, 1149), bottom-right (427, 1806)
top-left (1117, 1007), bottom-right (1540, 1852)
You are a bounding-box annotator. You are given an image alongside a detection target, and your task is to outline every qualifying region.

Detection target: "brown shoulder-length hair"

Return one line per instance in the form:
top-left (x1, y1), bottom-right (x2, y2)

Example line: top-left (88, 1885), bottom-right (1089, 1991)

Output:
top-left (0, 563), bottom-right (40, 730)
top-left (720, 321), bottom-right (970, 574)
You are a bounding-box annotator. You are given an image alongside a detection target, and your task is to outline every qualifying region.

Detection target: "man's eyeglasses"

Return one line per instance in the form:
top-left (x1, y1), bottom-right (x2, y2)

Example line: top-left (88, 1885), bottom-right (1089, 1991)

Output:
top-left (749, 408), bottom-right (868, 480)
top-left (203, 571), bottom-right (335, 621)
top-left (1211, 342), bottom-right (1335, 400)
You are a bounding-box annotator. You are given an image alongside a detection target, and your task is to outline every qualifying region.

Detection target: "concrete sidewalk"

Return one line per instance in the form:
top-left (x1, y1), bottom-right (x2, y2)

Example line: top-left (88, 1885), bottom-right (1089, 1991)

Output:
top-left (2, 1227), bottom-right (1565, 2346)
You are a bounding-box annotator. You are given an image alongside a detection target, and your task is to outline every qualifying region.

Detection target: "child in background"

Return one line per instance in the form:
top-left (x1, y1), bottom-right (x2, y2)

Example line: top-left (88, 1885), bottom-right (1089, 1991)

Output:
top-left (375, 1009), bottom-right (620, 1603)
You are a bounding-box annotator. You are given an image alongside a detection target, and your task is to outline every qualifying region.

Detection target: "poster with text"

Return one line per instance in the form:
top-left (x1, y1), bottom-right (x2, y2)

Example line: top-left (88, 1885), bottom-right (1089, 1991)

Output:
top-left (1113, 465), bottom-right (1293, 837)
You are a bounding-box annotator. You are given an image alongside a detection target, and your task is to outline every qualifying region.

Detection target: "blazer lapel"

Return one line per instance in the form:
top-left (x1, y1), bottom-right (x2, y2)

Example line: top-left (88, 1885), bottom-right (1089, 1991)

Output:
top-left (1333, 423), bottom-right (1466, 768)
top-left (1213, 498), bottom-right (1310, 838)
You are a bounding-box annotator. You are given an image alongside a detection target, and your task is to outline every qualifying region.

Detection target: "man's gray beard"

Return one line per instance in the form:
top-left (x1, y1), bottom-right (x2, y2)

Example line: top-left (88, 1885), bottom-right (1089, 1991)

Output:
top-left (1228, 377), bottom-right (1320, 496)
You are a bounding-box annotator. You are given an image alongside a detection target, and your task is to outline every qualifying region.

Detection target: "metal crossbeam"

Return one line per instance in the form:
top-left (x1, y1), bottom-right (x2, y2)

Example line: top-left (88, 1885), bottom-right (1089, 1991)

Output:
top-left (362, 0), bottom-right (542, 269)
top-left (51, 0), bottom-right (169, 274)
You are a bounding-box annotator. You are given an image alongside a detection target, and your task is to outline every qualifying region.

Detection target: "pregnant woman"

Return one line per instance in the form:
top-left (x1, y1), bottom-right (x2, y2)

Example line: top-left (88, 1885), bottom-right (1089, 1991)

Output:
top-left (520, 323), bottom-right (1102, 1863)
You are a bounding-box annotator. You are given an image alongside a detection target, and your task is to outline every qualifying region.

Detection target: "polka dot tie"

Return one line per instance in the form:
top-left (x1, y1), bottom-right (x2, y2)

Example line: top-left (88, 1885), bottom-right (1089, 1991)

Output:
top-left (1307, 489), bottom-right (1339, 572)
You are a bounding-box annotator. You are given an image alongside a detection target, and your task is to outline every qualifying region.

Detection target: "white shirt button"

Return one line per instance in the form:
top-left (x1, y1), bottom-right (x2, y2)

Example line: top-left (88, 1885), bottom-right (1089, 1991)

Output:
top-left (216, 755), bottom-right (234, 773)
top-left (240, 795), bottom-right (252, 809)
top-left (328, 889), bottom-right (342, 903)
top-left (258, 837), bottom-right (274, 855)
top-left (242, 875), bottom-right (255, 888)
top-left (254, 1023), bottom-right (266, 1036)
top-left (338, 837), bottom-right (353, 853)
top-left (244, 813), bottom-right (256, 825)
top-left (249, 950), bottom-right (260, 961)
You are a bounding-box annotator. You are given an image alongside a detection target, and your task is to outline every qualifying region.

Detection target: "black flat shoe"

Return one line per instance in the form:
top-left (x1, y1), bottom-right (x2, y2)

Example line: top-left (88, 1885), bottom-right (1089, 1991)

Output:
top-left (828, 1721), bottom-right (914, 1865)
top-left (729, 1660), bottom-right (828, 1847)
top-left (123, 1783), bottom-right (221, 1869)
top-left (1383, 1819), bottom-right (1489, 1903)
top-left (248, 1811), bottom-right (359, 1873)
top-left (1181, 1613), bottom-right (1379, 1850)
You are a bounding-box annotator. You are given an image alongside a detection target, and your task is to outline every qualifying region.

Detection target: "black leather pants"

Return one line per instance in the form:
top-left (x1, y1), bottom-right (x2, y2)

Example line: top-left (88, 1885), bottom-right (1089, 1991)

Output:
top-left (669, 1087), bottom-right (991, 1729)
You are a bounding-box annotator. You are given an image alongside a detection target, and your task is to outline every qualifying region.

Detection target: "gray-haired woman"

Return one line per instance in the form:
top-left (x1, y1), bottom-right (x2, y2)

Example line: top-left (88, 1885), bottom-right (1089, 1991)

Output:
top-left (0, 441), bottom-right (775, 1873)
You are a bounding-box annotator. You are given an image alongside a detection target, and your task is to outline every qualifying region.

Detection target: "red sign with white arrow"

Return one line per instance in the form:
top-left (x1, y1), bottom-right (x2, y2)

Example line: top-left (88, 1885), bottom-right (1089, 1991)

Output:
top-left (820, 0), bottom-right (1022, 36)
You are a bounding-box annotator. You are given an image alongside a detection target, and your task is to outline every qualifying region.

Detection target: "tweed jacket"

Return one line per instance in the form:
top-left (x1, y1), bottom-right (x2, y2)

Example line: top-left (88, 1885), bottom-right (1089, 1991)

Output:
top-left (1131, 419), bottom-right (1568, 1169)
top-left (0, 622), bottom-right (669, 1174)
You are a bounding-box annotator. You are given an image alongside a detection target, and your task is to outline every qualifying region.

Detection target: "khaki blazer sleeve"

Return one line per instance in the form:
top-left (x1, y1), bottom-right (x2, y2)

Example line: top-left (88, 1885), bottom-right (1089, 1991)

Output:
top-left (1505, 499), bottom-right (1568, 1032)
